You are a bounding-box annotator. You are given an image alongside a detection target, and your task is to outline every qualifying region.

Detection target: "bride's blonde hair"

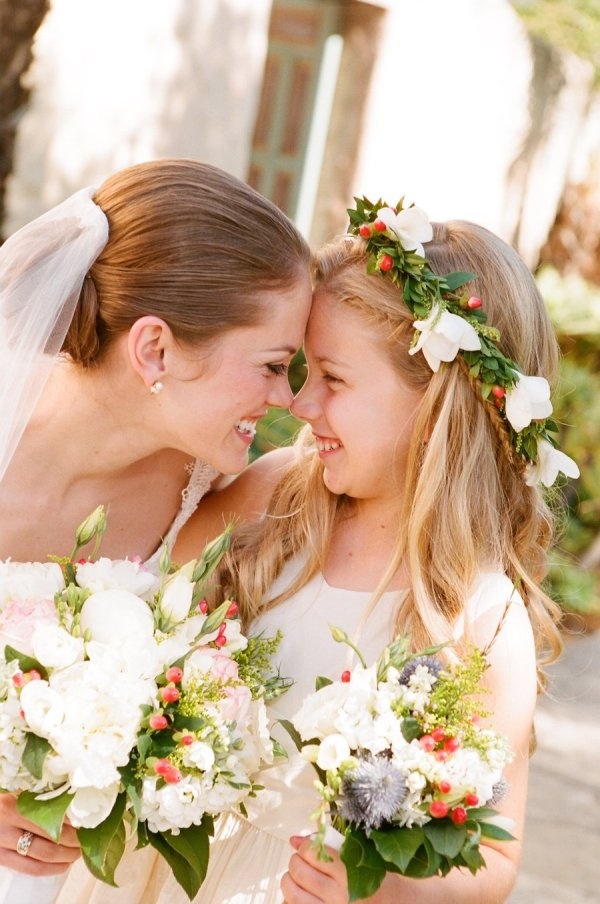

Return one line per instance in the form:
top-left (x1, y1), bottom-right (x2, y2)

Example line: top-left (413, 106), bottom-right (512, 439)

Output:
top-left (221, 220), bottom-right (563, 676)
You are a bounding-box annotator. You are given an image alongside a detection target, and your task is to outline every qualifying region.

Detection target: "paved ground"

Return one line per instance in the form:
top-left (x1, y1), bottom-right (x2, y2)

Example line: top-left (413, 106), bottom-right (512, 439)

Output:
top-left (508, 626), bottom-right (600, 903)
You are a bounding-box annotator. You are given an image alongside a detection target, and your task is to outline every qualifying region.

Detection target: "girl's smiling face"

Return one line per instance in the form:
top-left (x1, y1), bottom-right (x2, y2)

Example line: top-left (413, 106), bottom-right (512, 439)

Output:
top-left (291, 289), bottom-right (424, 503)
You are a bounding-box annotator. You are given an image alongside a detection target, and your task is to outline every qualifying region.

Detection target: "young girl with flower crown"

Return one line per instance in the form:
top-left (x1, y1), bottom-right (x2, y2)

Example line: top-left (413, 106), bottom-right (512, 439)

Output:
top-left (90, 203), bottom-right (576, 904)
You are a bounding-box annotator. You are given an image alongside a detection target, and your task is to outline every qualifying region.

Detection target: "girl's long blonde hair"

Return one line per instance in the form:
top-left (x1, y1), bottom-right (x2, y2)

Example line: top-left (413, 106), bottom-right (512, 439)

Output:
top-left (222, 220), bottom-right (563, 676)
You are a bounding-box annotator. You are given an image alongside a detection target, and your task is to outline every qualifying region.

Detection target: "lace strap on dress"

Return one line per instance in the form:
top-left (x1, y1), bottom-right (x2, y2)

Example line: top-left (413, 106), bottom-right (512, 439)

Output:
top-left (145, 459), bottom-right (219, 568)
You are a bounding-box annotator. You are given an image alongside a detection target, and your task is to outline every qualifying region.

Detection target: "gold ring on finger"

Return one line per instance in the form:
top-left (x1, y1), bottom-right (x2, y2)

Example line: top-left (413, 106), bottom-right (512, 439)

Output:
top-left (16, 830), bottom-right (34, 857)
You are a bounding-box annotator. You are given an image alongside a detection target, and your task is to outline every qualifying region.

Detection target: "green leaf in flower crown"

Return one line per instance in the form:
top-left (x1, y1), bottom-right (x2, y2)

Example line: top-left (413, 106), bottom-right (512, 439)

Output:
top-left (17, 789), bottom-right (74, 842)
top-left (370, 824), bottom-right (425, 872)
top-left (147, 816), bottom-right (213, 900)
top-left (340, 828), bottom-right (387, 902)
top-left (315, 675), bottom-right (333, 690)
top-left (423, 819), bottom-right (468, 859)
top-left (440, 271), bottom-right (476, 292)
top-left (76, 792), bottom-right (127, 886)
top-left (4, 646), bottom-right (48, 679)
top-left (22, 733), bottom-right (52, 780)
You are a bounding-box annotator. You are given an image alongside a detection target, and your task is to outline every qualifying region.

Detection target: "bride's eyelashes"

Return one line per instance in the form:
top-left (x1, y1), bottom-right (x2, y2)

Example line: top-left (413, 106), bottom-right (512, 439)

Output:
top-left (266, 362), bottom-right (289, 376)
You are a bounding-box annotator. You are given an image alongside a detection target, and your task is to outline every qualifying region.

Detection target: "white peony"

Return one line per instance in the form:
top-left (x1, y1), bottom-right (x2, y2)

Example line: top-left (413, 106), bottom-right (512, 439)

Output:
top-left (79, 589), bottom-right (155, 648)
top-left (409, 306), bottom-right (480, 372)
top-left (504, 373), bottom-right (553, 432)
top-left (31, 624), bottom-right (84, 669)
top-left (525, 438), bottom-right (580, 488)
top-left (184, 741), bottom-right (215, 772)
top-left (375, 205), bottom-right (433, 258)
top-left (76, 557), bottom-right (159, 598)
top-left (0, 561), bottom-right (64, 608)
top-left (67, 783), bottom-right (121, 828)
top-left (140, 774), bottom-right (209, 834)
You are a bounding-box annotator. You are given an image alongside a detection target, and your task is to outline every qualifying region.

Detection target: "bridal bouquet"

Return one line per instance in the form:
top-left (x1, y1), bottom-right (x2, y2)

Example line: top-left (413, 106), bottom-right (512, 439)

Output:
top-left (0, 507), bottom-right (288, 900)
top-left (284, 627), bottom-right (514, 902)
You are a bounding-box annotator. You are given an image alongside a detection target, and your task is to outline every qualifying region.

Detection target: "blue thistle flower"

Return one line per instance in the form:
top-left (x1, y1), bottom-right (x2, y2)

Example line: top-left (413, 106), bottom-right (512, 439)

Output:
top-left (397, 656), bottom-right (442, 686)
top-left (340, 755), bottom-right (408, 829)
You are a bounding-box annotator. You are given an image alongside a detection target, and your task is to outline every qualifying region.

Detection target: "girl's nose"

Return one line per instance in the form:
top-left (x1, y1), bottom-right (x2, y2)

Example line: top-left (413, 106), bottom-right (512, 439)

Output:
top-left (290, 382), bottom-right (321, 422)
top-left (266, 377), bottom-right (294, 410)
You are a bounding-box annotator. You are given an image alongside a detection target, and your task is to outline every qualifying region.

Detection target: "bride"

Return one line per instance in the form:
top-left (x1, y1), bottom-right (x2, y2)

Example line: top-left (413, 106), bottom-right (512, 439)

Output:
top-left (0, 156), bottom-right (311, 890)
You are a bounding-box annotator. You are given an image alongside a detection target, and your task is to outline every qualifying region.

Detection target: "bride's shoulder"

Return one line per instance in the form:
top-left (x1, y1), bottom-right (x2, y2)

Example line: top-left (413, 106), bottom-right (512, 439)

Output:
top-left (174, 447), bottom-right (294, 559)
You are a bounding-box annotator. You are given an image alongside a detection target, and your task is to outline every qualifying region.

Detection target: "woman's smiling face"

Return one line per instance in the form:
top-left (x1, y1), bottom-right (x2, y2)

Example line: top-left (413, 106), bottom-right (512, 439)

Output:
top-left (291, 288), bottom-right (424, 502)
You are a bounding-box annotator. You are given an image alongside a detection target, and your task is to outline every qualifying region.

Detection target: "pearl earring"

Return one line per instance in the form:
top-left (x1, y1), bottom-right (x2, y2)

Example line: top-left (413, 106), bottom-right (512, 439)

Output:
top-left (149, 380), bottom-right (164, 395)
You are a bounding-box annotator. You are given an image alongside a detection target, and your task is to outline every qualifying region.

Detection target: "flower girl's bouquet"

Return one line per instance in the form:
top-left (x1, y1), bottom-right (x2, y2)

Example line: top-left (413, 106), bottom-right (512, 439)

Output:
top-left (0, 507), bottom-right (288, 901)
top-left (284, 627), bottom-right (514, 902)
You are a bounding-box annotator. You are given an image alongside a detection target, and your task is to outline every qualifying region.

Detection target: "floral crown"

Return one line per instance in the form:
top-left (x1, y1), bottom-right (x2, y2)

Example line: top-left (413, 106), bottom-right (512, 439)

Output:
top-left (347, 196), bottom-right (579, 488)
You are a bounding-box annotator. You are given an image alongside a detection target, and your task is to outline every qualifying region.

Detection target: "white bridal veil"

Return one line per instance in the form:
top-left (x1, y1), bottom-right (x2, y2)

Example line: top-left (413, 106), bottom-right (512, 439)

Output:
top-left (0, 187), bottom-right (109, 483)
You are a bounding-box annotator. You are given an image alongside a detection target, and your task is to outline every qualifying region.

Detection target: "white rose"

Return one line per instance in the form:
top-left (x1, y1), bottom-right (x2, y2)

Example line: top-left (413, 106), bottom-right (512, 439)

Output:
top-left (20, 680), bottom-right (65, 737)
top-left (525, 438), bottom-right (580, 488)
top-left (409, 306), bottom-right (480, 372)
top-left (504, 373), bottom-right (553, 432)
top-left (76, 557), bottom-right (159, 598)
top-left (316, 733), bottom-right (351, 771)
top-left (31, 624), bottom-right (84, 669)
top-left (80, 589), bottom-right (155, 647)
top-left (375, 205), bottom-right (433, 258)
top-left (184, 741), bottom-right (215, 771)
top-left (67, 783), bottom-right (121, 829)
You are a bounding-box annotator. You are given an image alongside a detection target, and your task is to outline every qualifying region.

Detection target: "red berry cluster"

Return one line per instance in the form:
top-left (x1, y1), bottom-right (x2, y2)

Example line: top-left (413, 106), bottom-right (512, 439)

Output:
top-left (418, 728), bottom-right (480, 824)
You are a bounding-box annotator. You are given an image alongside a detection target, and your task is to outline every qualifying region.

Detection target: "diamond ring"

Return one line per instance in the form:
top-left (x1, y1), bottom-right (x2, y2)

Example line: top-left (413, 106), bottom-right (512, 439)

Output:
top-left (16, 830), bottom-right (34, 857)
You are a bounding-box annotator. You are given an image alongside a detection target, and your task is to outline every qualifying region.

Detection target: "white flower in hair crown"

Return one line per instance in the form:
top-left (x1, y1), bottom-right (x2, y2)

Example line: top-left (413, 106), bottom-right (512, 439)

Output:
top-left (347, 196), bottom-right (579, 487)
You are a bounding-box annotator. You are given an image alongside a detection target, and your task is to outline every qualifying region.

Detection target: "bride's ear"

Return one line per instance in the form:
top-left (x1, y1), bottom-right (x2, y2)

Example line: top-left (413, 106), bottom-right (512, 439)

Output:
top-left (127, 316), bottom-right (172, 388)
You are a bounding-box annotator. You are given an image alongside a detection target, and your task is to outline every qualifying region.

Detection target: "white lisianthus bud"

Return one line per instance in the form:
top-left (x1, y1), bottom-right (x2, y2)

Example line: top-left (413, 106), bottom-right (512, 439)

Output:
top-left (316, 733), bottom-right (351, 771)
top-left (160, 562), bottom-right (195, 627)
top-left (74, 505), bottom-right (107, 549)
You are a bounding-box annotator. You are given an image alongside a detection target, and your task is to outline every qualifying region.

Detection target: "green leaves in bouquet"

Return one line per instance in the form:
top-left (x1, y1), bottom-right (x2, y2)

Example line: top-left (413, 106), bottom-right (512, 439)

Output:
top-left (17, 789), bottom-right (74, 842)
top-left (340, 828), bottom-right (387, 902)
top-left (4, 645), bottom-right (47, 680)
top-left (76, 793), bottom-right (127, 887)
top-left (146, 815), bottom-right (214, 900)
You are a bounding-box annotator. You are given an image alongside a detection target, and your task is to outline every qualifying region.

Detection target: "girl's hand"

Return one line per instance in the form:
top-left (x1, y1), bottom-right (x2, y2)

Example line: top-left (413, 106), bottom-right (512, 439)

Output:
top-left (281, 834), bottom-right (349, 904)
top-left (0, 794), bottom-right (80, 875)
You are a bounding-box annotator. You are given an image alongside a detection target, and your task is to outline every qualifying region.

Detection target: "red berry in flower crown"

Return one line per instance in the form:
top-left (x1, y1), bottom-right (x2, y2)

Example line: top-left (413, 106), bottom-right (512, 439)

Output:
top-left (379, 254), bottom-right (394, 272)
top-left (359, 224), bottom-right (372, 237)
top-left (373, 219), bottom-right (387, 232)
top-left (341, 670), bottom-right (351, 683)
top-left (467, 295), bottom-right (483, 309)
top-left (491, 385), bottom-right (505, 399)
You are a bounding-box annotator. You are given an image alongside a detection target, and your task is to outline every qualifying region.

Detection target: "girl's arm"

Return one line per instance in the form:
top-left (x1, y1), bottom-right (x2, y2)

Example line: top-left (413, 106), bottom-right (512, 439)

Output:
top-left (281, 596), bottom-right (538, 904)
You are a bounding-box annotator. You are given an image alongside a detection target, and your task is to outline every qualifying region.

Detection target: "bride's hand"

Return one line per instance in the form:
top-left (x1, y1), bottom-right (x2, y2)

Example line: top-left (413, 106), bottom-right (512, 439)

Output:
top-left (281, 834), bottom-right (349, 904)
top-left (0, 794), bottom-right (80, 875)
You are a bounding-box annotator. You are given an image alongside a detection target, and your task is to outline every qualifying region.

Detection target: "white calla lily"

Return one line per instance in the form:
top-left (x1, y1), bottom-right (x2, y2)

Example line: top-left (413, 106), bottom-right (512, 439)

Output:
top-left (409, 306), bottom-right (480, 372)
top-left (504, 373), bottom-right (552, 432)
top-left (375, 206), bottom-right (433, 258)
top-left (525, 439), bottom-right (580, 487)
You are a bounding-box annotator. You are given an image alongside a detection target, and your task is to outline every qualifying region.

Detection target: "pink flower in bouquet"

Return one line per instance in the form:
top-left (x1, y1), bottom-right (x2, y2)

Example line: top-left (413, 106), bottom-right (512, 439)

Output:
top-left (0, 597), bottom-right (59, 656)
top-left (220, 684), bottom-right (252, 727)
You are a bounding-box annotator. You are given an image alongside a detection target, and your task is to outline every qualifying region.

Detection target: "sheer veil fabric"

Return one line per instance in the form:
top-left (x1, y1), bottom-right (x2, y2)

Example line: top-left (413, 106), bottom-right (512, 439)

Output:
top-left (0, 188), bottom-right (108, 483)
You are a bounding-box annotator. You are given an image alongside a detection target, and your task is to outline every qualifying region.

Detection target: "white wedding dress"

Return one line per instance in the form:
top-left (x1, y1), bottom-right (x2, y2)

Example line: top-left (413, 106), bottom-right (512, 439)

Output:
top-left (55, 556), bottom-right (522, 904)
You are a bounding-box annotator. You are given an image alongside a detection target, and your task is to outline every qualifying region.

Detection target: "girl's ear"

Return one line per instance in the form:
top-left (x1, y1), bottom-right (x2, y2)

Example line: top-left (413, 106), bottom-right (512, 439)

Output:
top-left (126, 316), bottom-right (173, 388)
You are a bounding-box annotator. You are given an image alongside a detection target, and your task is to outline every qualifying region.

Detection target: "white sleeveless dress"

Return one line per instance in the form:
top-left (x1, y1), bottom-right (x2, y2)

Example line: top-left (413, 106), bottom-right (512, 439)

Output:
top-left (55, 558), bottom-right (522, 904)
top-left (0, 460), bottom-right (218, 904)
